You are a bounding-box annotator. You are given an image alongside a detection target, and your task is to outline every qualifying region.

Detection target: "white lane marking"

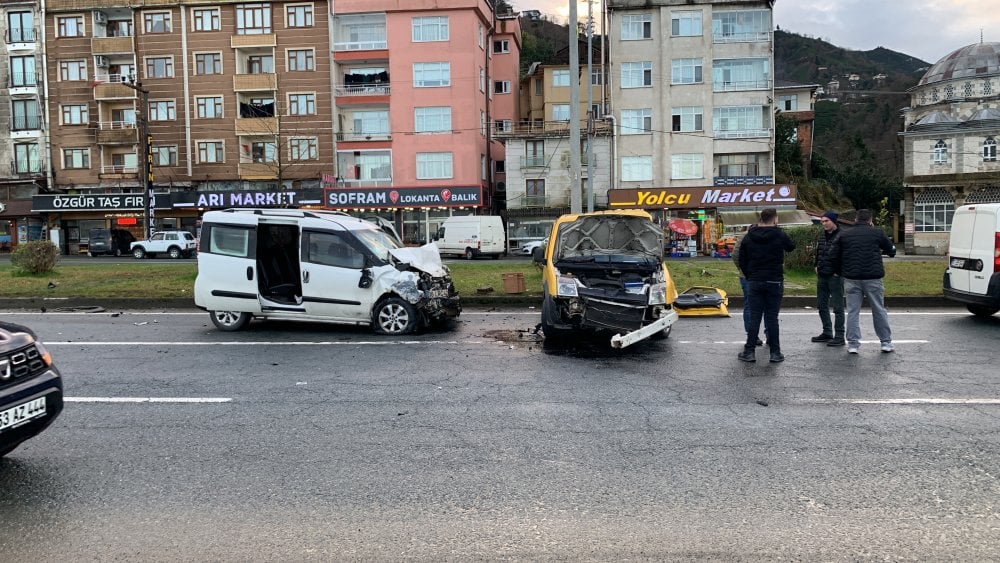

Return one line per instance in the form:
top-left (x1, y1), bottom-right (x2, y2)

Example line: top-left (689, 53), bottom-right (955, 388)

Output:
top-left (0, 310), bottom-right (976, 316)
top-left (45, 340), bottom-right (490, 346)
top-left (65, 397), bottom-right (232, 403)
top-left (815, 399), bottom-right (1000, 405)
top-left (681, 339), bottom-right (930, 345)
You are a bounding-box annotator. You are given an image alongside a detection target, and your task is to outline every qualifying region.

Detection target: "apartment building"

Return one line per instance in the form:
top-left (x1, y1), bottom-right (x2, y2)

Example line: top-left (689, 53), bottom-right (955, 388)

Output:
top-left (501, 43), bottom-right (613, 248)
top-left (40, 0), bottom-right (332, 254)
top-left (1, 0), bottom-right (47, 252)
top-left (606, 0), bottom-right (788, 251)
top-left (326, 0), bottom-right (519, 244)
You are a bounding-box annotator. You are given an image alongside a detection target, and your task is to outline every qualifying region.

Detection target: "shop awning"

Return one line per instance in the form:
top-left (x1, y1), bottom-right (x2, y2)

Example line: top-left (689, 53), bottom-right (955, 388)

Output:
top-left (717, 209), bottom-right (812, 228)
top-left (0, 199), bottom-right (38, 218)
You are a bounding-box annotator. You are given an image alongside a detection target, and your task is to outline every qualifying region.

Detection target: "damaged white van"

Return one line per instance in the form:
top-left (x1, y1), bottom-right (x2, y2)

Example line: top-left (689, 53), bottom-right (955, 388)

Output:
top-left (194, 209), bottom-right (461, 333)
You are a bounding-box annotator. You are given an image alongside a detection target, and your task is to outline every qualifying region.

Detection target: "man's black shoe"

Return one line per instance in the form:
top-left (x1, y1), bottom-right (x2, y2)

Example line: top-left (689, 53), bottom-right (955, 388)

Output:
top-left (826, 337), bottom-right (846, 347)
top-left (755, 338), bottom-right (764, 346)
top-left (811, 333), bottom-right (833, 342)
top-left (738, 350), bottom-right (756, 363)
top-left (769, 352), bottom-right (785, 363)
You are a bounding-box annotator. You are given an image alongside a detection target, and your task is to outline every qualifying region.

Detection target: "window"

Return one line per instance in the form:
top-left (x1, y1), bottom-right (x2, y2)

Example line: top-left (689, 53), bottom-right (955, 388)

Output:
top-left (109, 20), bottom-right (133, 37)
top-left (63, 148), bottom-right (90, 169)
top-left (207, 225), bottom-right (250, 257)
top-left (148, 100), bottom-right (176, 121)
top-left (416, 152), bottom-right (453, 179)
top-left (621, 156), bottom-right (653, 181)
top-left (671, 11), bottom-right (702, 36)
top-left (984, 137), bottom-right (997, 162)
top-left (591, 68), bottom-right (605, 85)
top-left (552, 69), bottom-right (570, 87)
top-left (7, 11), bottom-right (35, 42)
top-left (306, 232), bottom-right (363, 269)
top-left (243, 96), bottom-right (274, 117)
top-left (481, 155), bottom-right (487, 180)
top-left (195, 53), bottom-right (222, 75)
top-left (412, 16), bottom-right (448, 42)
top-left (480, 67), bottom-right (486, 92)
top-left (778, 95), bottom-right (797, 112)
top-left (10, 56), bottom-right (36, 87)
top-left (534, 79), bottom-right (543, 96)
top-left (57, 15), bottom-right (84, 37)
top-left (11, 100), bottom-right (40, 130)
top-left (914, 187), bottom-right (955, 232)
top-left (415, 107), bottom-right (452, 133)
top-left (288, 49), bottom-right (314, 71)
top-left (62, 104), bottom-right (89, 125)
top-left (671, 154), bottom-right (703, 179)
top-left (494, 119), bottom-right (512, 134)
top-left (247, 55), bottom-right (274, 74)
top-left (236, 3), bottom-right (271, 35)
top-left (289, 138), bottom-right (318, 161)
top-left (932, 140), bottom-right (948, 164)
top-left (286, 4), bottom-right (313, 27)
top-left (671, 58), bottom-right (703, 84)
top-left (146, 57), bottom-right (174, 78)
top-left (13, 143), bottom-right (40, 174)
top-left (352, 110), bottom-right (389, 135)
top-left (621, 14), bottom-right (651, 40)
top-left (192, 8), bottom-right (220, 31)
top-left (713, 106), bottom-right (767, 138)
top-left (621, 62), bottom-right (652, 88)
top-left (493, 39), bottom-right (510, 54)
top-left (712, 58), bottom-right (769, 91)
top-left (59, 60), bottom-right (87, 81)
top-left (494, 80), bottom-right (511, 94)
top-left (717, 154), bottom-right (761, 177)
top-left (526, 179), bottom-right (545, 205)
top-left (198, 141), bottom-right (225, 163)
top-left (712, 10), bottom-right (770, 43)
top-left (153, 146), bottom-right (178, 166)
top-left (288, 93), bottom-right (316, 115)
top-left (144, 12), bottom-right (171, 33)
top-left (413, 62), bottom-right (450, 87)
top-left (196, 96), bottom-right (224, 118)
top-left (478, 24), bottom-right (484, 49)
top-left (621, 108), bottom-right (652, 134)
top-left (250, 141), bottom-right (277, 163)
top-left (552, 104), bottom-right (570, 122)
top-left (672, 106), bottom-right (703, 132)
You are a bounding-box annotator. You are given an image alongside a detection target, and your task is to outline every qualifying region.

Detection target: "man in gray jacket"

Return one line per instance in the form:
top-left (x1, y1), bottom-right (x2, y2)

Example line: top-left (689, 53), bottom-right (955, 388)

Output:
top-left (830, 209), bottom-right (897, 354)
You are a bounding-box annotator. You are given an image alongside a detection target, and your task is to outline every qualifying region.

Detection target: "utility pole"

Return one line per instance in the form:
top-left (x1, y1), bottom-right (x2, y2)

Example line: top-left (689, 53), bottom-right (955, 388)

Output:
top-left (121, 77), bottom-right (154, 238)
top-left (585, 0), bottom-right (595, 212)
top-left (569, 0), bottom-right (581, 213)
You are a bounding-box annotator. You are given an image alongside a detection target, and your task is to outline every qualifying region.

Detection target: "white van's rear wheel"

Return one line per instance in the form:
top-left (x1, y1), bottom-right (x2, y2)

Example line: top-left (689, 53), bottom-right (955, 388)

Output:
top-left (373, 297), bottom-right (419, 335)
top-left (465, 248), bottom-right (475, 260)
top-left (967, 304), bottom-right (999, 317)
top-left (210, 310), bottom-right (252, 331)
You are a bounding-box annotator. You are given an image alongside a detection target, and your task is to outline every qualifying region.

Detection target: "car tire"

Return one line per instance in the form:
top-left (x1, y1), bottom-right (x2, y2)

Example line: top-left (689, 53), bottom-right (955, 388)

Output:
top-left (113, 247), bottom-right (122, 257)
top-left (209, 310), bottom-right (252, 331)
top-left (88, 252), bottom-right (95, 257)
top-left (465, 248), bottom-right (475, 260)
top-left (967, 304), bottom-right (1000, 317)
top-left (168, 246), bottom-right (182, 259)
top-left (0, 442), bottom-right (20, 458)
top-left (132, 247), bottom-right (146, 259)
top-left (373, 297), bottom-right (419, 335)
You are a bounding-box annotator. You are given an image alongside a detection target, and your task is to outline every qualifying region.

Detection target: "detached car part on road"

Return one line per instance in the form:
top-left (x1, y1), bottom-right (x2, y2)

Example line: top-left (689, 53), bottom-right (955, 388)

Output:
top-left (0, 322), bottom-right (64, 458)
top-left (533, 210), bottom-right (679, 348)
top-left (194, 208), bottom-right (461, 334)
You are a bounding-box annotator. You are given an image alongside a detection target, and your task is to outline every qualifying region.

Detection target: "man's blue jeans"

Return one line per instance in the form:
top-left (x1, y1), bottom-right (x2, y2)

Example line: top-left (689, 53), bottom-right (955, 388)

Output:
top-left (746, 280), bottom-right (784, 353)
top-left (740, 277), bottom-right (766, 341)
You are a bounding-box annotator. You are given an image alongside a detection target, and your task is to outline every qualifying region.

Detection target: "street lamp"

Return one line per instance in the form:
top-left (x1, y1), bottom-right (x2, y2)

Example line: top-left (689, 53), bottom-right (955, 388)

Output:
top-left (119, 75), bottom-right (154, 238)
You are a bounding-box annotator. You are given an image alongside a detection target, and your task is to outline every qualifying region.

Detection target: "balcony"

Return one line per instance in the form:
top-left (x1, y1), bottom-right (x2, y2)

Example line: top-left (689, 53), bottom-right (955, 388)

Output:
top-left (96, 122), bottom-right (138, 145)
top-left (336, 178), bottom-right (393, 188)
top-left (100, 165), bottom-right (139, 178)
top-left (713, 79), bottom-right (771, 92)
top-left (93, 82), bottom-right (137, 101)
top-left (9, 73), bottom-right (39, 97)
top-left (238, 161), bottom-right (279, 180)
top-left (520, 155), bottom-right (547, 168)
top-left (231, 34), bottom-right (276, 49)
top-left (235, 117), bottom-right (278, 136)
top-left (336, 132), bottom-right (391, 142)
top-left (11, 115), bottom-right (42, 139)
top-left (334, 84), bottom-right (390, 97)
top-left (10, 159), bottom-right (43, 177)
top-left (5, 28), bottom-right (38, 51)
top-left (233, 73), bottom-right (277, 92)
top-left (332, 15), bottom-right (386, 53)
top-left (92, 36), bottom-right (134, 54)
top-left (714, 129), bottom-right (771, 140)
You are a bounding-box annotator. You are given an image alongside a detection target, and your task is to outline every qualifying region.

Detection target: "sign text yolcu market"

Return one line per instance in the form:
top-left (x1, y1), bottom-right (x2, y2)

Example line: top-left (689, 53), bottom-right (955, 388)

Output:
top-left (636, 187), bottom-right (788, 206)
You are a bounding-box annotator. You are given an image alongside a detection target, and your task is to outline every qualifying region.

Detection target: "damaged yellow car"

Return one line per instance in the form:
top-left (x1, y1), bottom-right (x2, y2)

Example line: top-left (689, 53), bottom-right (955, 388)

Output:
top-left (532, 210), bottom-right (679, 348)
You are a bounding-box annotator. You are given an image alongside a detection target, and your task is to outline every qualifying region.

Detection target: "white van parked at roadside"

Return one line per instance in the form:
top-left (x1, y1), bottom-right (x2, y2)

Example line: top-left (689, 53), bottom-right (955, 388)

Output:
top-left (194, 208), bottom-right (461, 333)
top-left (944, 202), bottom-right (1000, 317)
top-left (433, 215), bottom-right (505, 260)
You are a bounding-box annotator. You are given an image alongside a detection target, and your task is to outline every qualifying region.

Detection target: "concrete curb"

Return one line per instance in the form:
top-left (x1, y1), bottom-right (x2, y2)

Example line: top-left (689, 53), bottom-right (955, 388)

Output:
top-left (0, 294), bottom-right (955, 311)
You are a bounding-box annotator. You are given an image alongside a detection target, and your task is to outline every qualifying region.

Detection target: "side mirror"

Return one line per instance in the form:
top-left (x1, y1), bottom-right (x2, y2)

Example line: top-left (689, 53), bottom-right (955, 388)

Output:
top-left (359, 267), bottom-right (373, 289)
top-left (532, 246), bottom-right (545, 263)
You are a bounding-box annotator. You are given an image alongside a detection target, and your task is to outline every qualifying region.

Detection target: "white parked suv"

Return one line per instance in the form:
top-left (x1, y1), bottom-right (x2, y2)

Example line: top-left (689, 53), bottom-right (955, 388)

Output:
top-left (130, 230), bottom-right (197, 259)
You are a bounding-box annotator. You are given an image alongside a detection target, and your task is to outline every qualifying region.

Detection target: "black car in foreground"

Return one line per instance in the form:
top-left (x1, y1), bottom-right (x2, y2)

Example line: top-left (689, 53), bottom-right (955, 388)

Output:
top-left (0, 321), bottom-right (63, 458)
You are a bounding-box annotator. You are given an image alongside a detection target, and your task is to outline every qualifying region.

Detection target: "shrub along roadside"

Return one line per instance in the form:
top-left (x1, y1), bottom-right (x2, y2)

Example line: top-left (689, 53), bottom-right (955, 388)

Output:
top-left (0, 257), bottom-right (947, 301)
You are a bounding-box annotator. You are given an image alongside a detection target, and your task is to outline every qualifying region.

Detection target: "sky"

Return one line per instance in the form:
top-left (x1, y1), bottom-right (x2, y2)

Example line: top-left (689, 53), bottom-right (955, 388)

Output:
top-left (519, 0), bottom-right (999, 64)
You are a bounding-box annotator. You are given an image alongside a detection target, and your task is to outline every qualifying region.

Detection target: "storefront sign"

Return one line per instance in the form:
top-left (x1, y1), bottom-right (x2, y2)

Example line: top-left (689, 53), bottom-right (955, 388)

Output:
top-left (160, 189), bottom-right (326, 208)
top-left (32, 194), bottom-right (145, 212)
top-left (324, 186), bottom-right (482, 209)
top-left (608, 185), bottom-right (797, 210)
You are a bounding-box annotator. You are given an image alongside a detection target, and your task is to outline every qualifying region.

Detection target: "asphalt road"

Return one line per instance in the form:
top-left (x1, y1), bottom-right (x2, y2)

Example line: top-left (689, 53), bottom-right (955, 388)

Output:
top-left (1, 306), bottom-right (998, 560)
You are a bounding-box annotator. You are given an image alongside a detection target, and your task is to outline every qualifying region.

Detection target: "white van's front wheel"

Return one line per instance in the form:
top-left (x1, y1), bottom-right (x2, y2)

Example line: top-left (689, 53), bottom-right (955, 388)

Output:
top-left (210, 310), bottom-right (252, 331)
top-left (373, 297), bottom-right (419, 335)
top-left (967, 304), bottom-right (999, 317)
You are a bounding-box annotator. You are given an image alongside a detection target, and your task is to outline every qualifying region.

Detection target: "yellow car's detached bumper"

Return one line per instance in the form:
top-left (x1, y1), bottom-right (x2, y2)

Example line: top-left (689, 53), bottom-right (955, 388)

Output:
top-left (610, 308), bottom-right (679, 349)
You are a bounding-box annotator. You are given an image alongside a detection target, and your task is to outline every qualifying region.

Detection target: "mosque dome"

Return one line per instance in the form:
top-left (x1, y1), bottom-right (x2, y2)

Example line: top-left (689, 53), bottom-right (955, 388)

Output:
top-left (918, 42), bottom-right (1000, 86)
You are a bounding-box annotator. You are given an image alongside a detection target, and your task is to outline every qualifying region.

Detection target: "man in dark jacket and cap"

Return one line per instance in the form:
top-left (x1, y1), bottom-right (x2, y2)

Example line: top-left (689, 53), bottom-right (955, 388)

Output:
top-left (830, 208), bottom-right (896, 354)
top-left (737, 208), bottom-right (796, 363)
top-left (812, 210), bottom-right (845, 346)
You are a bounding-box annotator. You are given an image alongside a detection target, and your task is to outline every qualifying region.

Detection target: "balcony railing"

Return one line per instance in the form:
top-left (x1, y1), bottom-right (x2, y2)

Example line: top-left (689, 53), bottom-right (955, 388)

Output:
top-left (521, 155), bottom-right (547, 168)
top-left (96, 122), bottom-right (138, 144)
top-left (92, 36), bottom-right (134, 54)
top-left (11, 159), bottom-right (43, 175)
top-left (334, 84), bottom-right (390, 96)
top-left (713, 80), bottom-right (771, 92)
top-left (336, 132), bottom-right (391, 142)
top-left (9, 72), bottom-right (38, 88)
top-left (714, 129), bottom-right (770, 139)
top-left (233, 73), bottom-right (277, 92)
top-left (335, 178), bottom-right (393, 188)
top-left (5, 28), bottom-right (37, 43)
top-left (333, 40), bottom-right (387, 52)
top-left (101, 165), bottom-right (139, 174)
top-left (93, 82), bottom-right (136, 100)
top-left (713, 31), bottom-right (771, 44)
top-left (11, 115), bottom-right (42, 131)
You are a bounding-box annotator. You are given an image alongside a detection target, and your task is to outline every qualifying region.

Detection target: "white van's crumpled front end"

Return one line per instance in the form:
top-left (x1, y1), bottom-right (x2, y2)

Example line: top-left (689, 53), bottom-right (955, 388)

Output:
top-left (386, 242), bottom-right (461, 322)
top-left (389, 242), bottom-right (447, 277)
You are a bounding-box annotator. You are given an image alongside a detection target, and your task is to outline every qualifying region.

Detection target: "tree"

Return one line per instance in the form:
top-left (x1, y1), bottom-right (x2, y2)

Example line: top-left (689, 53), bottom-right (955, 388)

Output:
top-left (774, 114), bottom-right (804, 179)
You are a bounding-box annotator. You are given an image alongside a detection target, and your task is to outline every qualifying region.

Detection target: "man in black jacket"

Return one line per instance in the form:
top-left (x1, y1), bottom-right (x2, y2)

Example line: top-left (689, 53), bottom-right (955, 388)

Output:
top-left (737, 208), bottom-right (796, 363)
top-left (812, 211), bottom-right (845, 346)
top-left (830, 209), bottom-right (897, 354)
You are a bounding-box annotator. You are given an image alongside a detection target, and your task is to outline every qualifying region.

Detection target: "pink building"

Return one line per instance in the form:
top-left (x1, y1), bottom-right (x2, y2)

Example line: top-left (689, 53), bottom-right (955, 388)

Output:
top-left (328, 0), bottom-right (520, 244)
